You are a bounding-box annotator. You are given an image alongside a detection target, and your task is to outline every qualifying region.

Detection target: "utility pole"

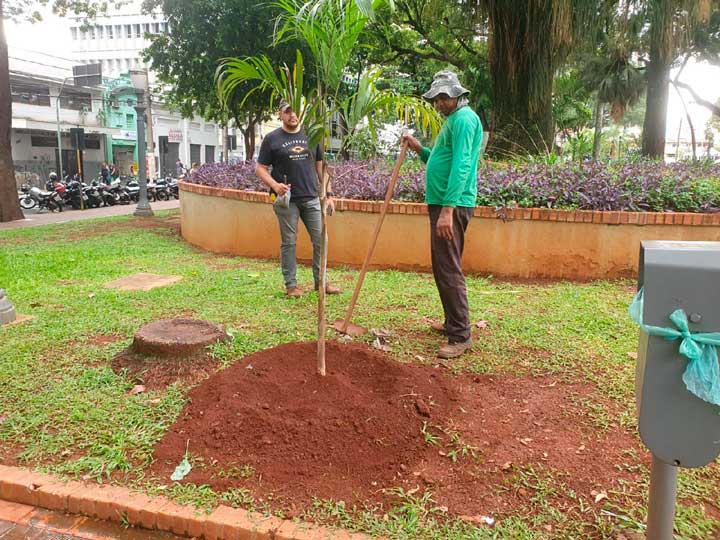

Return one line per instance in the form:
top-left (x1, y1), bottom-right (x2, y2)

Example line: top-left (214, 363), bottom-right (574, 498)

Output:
top-left (144, 70), bottom-right (156, 179)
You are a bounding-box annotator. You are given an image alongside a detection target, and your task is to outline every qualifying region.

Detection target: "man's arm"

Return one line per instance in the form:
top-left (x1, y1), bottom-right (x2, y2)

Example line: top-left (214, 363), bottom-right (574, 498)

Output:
top-left (255, 163), bottom-right (289, 195)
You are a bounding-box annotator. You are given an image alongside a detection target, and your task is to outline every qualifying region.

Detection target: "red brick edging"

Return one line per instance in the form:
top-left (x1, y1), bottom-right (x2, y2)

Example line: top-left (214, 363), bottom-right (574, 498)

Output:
top-left (178, 181), bottom-right (720, 227)
top-left (0, 465), bottom-right (374, 540)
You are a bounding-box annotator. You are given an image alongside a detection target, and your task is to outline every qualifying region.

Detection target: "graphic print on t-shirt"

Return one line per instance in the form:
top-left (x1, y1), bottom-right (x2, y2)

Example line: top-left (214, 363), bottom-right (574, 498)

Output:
top-left (284, 138), bottom-right (312, 162)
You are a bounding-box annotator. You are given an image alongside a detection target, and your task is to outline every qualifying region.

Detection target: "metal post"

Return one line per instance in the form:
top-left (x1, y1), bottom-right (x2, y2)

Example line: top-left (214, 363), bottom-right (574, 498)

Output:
top-left (0, 289), bottom-right (17, 325)
top-left (144, 70), bottom-right (156, 180)
top-left (646, 455), bottom-right (678, 540)
top-left (133, 89), bottom-right (153, 217)
top-left (55, 92), bottom-right (64, 179)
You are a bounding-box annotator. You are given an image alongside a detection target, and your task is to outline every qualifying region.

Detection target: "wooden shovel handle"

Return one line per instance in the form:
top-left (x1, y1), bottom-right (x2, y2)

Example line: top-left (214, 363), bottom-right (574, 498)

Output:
top-left (341, 142), bottom-right (408, 332)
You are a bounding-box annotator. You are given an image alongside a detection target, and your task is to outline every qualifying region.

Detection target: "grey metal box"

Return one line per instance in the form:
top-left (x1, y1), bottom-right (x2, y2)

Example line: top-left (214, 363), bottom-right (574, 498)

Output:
top-left (636, 241), bottom-right (720, 468)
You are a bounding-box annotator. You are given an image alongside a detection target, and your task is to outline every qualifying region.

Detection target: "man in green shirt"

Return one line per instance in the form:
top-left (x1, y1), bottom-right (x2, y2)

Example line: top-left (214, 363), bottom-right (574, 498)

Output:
top-left (403, 71), bottom-right (483, 359)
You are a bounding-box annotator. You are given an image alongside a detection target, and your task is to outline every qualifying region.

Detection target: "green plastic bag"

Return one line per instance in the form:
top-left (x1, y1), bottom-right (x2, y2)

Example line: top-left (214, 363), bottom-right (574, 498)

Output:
top-left (629, 288), bottom-right (720, 406)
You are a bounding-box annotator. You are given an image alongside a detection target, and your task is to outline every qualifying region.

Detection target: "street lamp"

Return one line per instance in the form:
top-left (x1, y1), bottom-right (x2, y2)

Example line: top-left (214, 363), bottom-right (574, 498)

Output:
top-left (129, 70), bottom-right (153, 217)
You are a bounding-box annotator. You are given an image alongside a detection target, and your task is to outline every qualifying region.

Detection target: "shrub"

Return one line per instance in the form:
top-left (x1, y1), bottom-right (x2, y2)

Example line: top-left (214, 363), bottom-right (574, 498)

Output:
top-left (185, 159), bottom-right (720, 213)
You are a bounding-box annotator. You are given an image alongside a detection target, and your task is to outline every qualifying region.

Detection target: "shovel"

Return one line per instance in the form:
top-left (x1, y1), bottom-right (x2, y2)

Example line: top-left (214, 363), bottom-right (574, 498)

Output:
top-left (332, 141), bottom-right (408, 336)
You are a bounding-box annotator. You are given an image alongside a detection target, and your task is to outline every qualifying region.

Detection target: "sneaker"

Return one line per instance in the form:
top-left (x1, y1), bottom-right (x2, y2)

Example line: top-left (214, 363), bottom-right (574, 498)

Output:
top-left (430, 321), bottom-right (446, 334)
top-left (315, 283), bottom-right (341, 294)
top-left (286, 286), bottom-right (304, 298)
top-left (437, 338), bottom-right (473, 359)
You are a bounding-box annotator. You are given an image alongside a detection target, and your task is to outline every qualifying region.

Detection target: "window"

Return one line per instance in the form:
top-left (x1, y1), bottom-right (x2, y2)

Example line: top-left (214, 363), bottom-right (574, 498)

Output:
top-left (142, 23), bottom-right (149, 35)
top-left (89, 27), bottom-right (96, 39)
top-left (11, 82), bottom-right (51, 107)
top-left (84, 138), bottom-right (101, 150)
top-left (126, 113), bottom-right (134, 129)
top-left (97, 25), bottom-right (103, 39)
top-left (71, 28), bottom-right (78, 40)
top-left (31, 135), bottom-right (58, 147)
top-left (161, 22), bottom-right (167, 33)
top-left (59, 90), bottom-right (92, 111)
top-left (134, 24), bottom-right (141, 38)
top-left (125, 24), bottom-right (132, 38)
top-left (107, 25), bottom-right (113, 39)
top-left (80, 30), bottom-right (86, 40)
top-left (152, 22), bottom-right (159, 34)
top-left (115, 25), bottom-right (122, 38)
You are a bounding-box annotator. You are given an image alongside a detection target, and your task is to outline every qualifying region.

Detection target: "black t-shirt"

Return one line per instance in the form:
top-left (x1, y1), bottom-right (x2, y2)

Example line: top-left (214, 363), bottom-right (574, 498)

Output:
top-left (257, 128), bottom-right (321, 201)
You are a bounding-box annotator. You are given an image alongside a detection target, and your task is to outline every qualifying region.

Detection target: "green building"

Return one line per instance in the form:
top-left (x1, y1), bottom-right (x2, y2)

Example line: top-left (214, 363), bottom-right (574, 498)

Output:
top-left (101, 75), bottom-right (138, 175)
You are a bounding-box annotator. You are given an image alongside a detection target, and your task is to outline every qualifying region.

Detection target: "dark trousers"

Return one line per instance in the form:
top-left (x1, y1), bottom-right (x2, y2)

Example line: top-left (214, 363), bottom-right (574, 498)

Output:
top-left (429, 205), bottom-right (473, 343)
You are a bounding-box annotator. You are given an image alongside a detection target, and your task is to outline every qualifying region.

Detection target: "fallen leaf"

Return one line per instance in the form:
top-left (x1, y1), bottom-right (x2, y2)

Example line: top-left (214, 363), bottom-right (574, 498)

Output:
top-left (129, 385), bottom-right (146, 395)
top-left (370, 328), bottom-right (393, 338)
top-left (500, 461), bottom-right (513, 471)
top-left (170, 456), bottom-right (192, 482)
top-left (627, 351), bottom-right (638, 359)
top-left (372, 337), bottom-right (392, 352)
top-left (474, 320), bottom-right (488, 329)
top-left (591, 490), bottom-right (608, 503)
top-left (519, 437), bottom-right (532, 446)
top-left (88, 293), bottom-right (95, 298)
top-left (414, 355), bottom-right (426, 361)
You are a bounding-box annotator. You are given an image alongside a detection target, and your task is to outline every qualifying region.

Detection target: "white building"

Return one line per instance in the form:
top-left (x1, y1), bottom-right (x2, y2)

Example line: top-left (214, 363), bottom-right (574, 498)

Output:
top-left (9, 48), bottom-right (110, 185)
top-left (67, 1), bottom-right (221, 171)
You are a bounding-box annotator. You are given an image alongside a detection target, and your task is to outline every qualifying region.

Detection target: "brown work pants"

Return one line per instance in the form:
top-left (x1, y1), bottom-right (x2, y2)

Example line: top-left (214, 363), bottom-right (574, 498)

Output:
top-left (428, 205), bottom-right (473, 343)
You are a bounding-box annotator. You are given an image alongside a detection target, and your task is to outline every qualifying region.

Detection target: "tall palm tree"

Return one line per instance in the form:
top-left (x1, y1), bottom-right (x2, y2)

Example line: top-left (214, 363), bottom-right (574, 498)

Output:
top-left (217, 0), bottom-right (440, 375)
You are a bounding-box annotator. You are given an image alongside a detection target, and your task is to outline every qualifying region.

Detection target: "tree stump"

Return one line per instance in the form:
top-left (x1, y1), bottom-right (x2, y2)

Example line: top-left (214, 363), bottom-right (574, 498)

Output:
top-left (132, 318), bottom-right (229, 357)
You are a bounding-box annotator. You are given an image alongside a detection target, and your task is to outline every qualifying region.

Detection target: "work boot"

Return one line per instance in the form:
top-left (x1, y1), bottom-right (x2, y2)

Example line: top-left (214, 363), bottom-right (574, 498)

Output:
top-left (430, 321), bottom-right (446, 334)
top-left (437, 338), bottom-right (473, 359)
top-left (315, 283), bottom-right (341, 294)
top-left (286, 286), bottom-right (304, 298)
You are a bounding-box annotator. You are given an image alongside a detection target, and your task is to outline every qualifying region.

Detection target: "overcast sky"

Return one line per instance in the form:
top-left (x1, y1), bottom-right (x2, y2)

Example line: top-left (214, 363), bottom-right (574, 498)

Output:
top-left (6, 7), bottom-right (719, 143)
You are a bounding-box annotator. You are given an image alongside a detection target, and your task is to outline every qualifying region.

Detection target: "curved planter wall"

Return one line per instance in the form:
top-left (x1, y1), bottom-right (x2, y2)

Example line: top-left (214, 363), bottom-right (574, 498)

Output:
top-left (179, 181), bottom-right (720, 280)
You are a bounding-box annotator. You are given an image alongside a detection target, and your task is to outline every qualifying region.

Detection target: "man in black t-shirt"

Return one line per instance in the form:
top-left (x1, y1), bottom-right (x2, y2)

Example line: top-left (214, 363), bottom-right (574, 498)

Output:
top-left (255, 101), bottom-right (341, 298)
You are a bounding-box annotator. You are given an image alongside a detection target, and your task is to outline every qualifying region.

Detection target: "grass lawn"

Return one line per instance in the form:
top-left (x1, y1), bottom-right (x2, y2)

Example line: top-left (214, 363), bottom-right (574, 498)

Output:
top-left (1, 211), bottom-right (718, 540)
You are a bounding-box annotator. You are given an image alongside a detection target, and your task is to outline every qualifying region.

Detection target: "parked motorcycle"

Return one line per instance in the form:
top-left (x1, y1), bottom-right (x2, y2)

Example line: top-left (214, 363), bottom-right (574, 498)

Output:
top-left (18, 184), bottom-right (36, 209)
top-left (26, 186), bottom-right (63, 212)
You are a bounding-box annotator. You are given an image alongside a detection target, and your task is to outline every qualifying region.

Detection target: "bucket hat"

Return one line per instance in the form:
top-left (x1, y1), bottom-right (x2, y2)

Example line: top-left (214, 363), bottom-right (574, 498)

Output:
top-left (422, 70), bottom-right (470, 101)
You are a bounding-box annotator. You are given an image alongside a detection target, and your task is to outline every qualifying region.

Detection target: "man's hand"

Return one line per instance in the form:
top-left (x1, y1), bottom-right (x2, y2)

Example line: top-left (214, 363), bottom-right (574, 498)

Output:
top-left (401, 134), bottom-right (423, 154)
top-left (436, 207), bottom-right (454, 240)
top-left (274, 182), bottom-right (290, 196)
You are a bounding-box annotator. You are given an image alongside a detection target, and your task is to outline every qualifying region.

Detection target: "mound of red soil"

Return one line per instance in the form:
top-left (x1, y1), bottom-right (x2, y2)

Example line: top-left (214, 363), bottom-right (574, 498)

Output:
top-left (151, 341), bottom-right (644, 518)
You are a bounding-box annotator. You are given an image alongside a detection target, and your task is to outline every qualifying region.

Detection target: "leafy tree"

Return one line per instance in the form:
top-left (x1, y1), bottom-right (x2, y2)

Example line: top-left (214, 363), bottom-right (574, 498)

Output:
top-left (142, 0), bottom-right (307, 161)
top-left (364, 0), bottom-right (492, 126)
top-left (0, 0), bottom-right (116, 223)
top-left (639, 0), bottom-right (720, 157)
top-left (552, 70), bottom-right (593, 138)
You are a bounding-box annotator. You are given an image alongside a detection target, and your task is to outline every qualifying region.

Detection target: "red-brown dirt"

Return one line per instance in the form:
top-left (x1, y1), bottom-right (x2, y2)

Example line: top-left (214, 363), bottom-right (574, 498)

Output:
top-left (111, 350), bottom-right (219, 391)
top-left (151, 341), bottom-right (646, 519)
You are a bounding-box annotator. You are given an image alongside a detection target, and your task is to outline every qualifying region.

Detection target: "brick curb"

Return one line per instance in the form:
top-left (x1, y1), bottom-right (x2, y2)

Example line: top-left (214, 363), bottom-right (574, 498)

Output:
top-left (178, 180), bottom-right (720, 226)
top-left (0, 465), bottom-right (374, 540)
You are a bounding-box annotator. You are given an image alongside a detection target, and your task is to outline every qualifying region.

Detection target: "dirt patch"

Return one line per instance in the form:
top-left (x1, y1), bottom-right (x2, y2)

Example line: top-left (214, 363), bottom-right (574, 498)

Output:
top-left (111, 349), bottom-right (219, 390)
top-left (151, 341), bottom-right (645, 520)
top-left (105, 273), bottom-right (184, 292)
top-left (88, 334), bottom-right (123, 347)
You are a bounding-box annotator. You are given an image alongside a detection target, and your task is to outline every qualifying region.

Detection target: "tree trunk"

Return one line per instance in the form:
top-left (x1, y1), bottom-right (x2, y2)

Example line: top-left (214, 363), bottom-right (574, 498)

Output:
top-left (484, 3), bottom-right (555, 158)
top-left (0, 7), bottom-right (23, 223)
top-left (592, 98), bottom-right (603, 160)
top-left (239, 115), bottom-right (257, 162)
top-left (641, 0), bottom-right (673, 158)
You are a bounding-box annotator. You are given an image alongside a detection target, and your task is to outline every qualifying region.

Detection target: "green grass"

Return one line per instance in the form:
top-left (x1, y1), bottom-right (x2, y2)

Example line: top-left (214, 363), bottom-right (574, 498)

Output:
top-left (1, 211), bottom-right (718, 539)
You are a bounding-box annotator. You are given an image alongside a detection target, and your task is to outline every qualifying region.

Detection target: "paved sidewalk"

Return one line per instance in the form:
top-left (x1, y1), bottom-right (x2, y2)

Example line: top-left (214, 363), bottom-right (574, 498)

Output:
top-left (0, 200), bottom-right (180, 231)
top-left (0, 500), bottom-right (184, 540)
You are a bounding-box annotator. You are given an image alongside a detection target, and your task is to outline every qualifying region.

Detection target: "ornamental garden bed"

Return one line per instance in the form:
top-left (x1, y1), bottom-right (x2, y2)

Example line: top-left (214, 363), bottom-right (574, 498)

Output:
top-left (179, 159), bottom-right (720, 280)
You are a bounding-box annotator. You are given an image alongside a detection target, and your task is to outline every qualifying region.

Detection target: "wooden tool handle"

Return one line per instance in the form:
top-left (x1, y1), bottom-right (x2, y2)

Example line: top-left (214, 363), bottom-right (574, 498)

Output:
top-left (341, 142), bottom-right (408, 331)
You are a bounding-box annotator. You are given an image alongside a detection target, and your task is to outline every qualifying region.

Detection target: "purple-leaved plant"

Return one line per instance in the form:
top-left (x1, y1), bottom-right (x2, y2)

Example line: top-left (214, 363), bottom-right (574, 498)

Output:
top-left (185, 159), bottom-right (720, 213)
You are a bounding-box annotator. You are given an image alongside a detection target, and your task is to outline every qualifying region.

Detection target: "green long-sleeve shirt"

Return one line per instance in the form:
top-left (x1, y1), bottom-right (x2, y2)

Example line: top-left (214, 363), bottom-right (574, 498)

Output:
top-left (419, 106), bottom-right (483, 207)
